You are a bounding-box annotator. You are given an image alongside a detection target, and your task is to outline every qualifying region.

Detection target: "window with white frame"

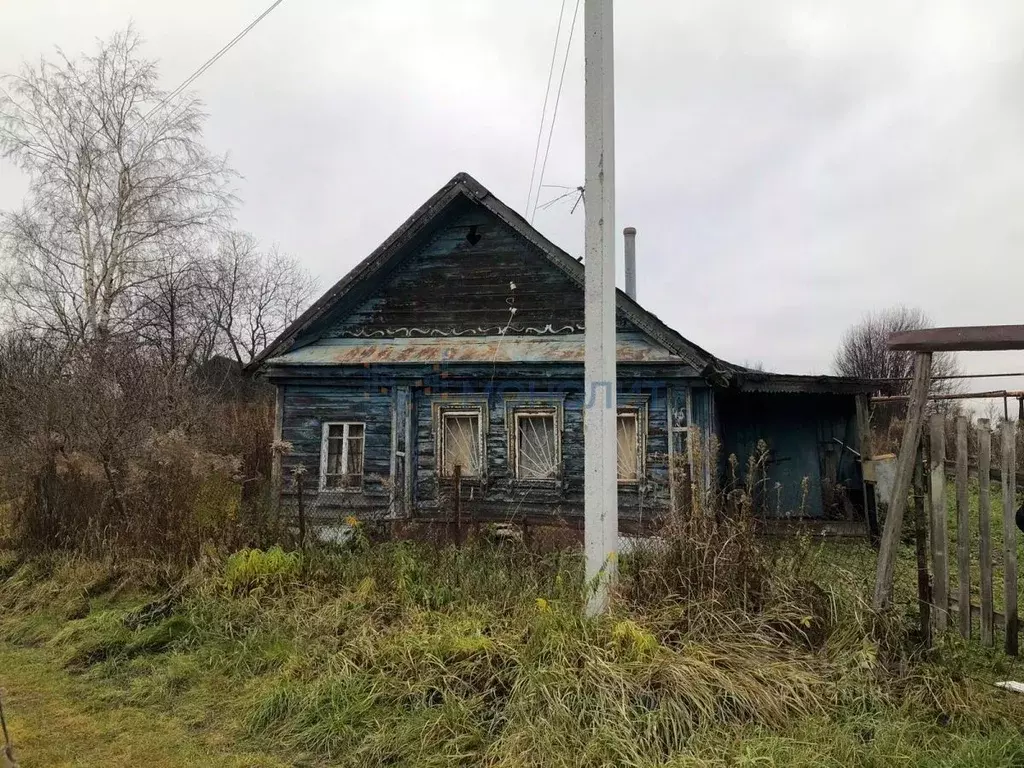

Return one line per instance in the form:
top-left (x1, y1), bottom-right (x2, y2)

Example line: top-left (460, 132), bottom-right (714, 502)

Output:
top-left (440, 410), bottom-right (483, 477)
top-left (320, 422), bottom-right (365, 490)
top-left (514, 409), bottom-right (559, 481)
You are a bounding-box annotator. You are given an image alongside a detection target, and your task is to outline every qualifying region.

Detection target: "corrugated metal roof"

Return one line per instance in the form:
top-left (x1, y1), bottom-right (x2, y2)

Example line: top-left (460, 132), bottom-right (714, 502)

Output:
top-left (733, 372), bottom-right (886, 395)
top-left (266, 335), bottom-right (684, 365)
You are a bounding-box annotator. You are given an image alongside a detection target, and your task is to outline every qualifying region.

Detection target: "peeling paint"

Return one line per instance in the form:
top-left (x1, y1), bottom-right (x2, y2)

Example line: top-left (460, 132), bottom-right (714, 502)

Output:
top-left (268, 335), bottom-right (684, 366)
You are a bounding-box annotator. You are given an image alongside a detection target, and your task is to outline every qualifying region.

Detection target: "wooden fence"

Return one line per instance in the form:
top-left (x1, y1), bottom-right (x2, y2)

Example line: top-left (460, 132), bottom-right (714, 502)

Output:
top-left (917, 413), bottom-right (1018, 652)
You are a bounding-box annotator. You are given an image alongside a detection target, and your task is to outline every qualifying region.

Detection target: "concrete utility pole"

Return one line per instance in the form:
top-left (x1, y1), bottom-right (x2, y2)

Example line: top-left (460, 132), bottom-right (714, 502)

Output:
top-left (583, 0), bottom-right (618, 616)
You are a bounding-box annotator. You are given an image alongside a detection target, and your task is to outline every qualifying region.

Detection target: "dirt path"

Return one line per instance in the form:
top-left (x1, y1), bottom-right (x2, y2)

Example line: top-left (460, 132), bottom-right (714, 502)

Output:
top-left (0, 644), bottom-right (288, 768)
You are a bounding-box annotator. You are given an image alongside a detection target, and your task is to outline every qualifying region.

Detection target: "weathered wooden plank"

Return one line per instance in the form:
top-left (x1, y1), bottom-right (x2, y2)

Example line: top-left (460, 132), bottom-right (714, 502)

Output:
top-left (313, 206), bottom-right (649, 339)
top-left (978, 420), bottom-right (994, 647)
top-left (889, 324), bottom-right (1024, 352)
top-left (956, 415), bottom-right (970, 639)
top-left (929, 413), bottom-right (949, 634)
top-left (874, 352), bottom-right (933, 610)
top-left (913, 444), bottom-right (931, 647)
top-left (1003, 420), bottom-right (1019, 655)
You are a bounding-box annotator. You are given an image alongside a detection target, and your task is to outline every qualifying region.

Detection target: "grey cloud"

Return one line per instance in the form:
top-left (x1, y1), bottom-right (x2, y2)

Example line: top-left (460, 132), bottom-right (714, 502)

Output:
top-left (2, 0), bottom-right (1023, 382)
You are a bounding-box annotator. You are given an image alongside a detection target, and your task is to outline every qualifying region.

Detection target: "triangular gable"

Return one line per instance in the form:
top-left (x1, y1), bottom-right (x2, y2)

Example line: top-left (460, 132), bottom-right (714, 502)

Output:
top-left (252, 172), bottom-right (728, 378)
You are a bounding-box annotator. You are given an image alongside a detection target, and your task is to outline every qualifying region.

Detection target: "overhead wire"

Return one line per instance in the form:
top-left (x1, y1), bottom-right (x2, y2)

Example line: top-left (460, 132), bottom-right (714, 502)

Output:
top-left (530, 0), bottom-right (582, 223)
top-left (525, 0), bottom-right (569, 217)
top-left (133, 0), bottom-right (288, 132)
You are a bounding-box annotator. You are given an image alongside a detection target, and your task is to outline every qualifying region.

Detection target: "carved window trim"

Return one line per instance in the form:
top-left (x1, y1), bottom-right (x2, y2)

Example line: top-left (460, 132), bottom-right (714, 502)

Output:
top-left (605, 393), bottom-right (649, 486)
top-left (504, 394), bottom-right (565, 485)
top-left (432, 395), bottom-right (489, 480)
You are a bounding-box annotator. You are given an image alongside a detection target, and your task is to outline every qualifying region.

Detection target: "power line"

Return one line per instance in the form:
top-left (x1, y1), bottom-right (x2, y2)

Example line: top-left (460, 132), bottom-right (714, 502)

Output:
top-left (525, 0), bottom-right (569, 217)
top-left (530, 0), bottom-right (582, 223)
top-left (134, 0), bottom-right (288, 131)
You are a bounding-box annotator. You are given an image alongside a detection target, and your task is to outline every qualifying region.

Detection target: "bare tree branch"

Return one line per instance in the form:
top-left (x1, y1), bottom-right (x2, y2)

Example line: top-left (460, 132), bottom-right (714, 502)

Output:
top-left (0, 27), bottom-right (236, 345)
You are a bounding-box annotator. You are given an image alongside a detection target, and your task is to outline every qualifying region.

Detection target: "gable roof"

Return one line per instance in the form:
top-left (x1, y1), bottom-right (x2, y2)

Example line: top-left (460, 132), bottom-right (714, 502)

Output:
top-left (250, 171), bottom-right (883, 396)
top-left (250, 172), bottom-right (728, 379)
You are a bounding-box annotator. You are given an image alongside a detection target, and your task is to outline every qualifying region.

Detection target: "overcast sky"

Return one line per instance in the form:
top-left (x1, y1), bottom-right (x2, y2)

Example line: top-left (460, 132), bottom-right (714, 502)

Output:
top-left (2, 0), bottom-right (1023, 390)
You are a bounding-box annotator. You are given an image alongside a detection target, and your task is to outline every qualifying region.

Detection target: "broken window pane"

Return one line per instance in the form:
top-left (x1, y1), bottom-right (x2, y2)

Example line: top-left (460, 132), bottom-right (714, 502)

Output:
top-left (517, 413), bottom-right (557, 480)
top-left (617, 412), bottom-right (639, 482)
top-left (442, 413), bottom-right (480, 476)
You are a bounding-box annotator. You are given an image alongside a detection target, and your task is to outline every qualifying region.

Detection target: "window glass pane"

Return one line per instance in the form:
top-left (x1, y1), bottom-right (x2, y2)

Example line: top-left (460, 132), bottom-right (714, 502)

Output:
top-left (344, 430), bottom-right (364, 487)
top-left (326, 437), bottom-right (343, 477)
top-left (323, 423), bottom-right (364, 490)
top-left (518, 414), bottom-right (557, 480)
top-left (443, 414), bottom-right (480, 476)
top-left (617, 413), bottom-right (638, 481)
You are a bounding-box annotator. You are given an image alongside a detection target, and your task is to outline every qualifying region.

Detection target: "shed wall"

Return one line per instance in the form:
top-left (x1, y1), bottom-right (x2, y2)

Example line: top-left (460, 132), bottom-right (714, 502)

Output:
top-left (716, 391), bottom-right (861, 518)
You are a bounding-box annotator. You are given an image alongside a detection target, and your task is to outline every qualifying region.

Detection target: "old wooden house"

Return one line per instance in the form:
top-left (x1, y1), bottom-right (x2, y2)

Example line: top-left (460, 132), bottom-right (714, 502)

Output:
top-left (253, 172), bottom-right (879, 530)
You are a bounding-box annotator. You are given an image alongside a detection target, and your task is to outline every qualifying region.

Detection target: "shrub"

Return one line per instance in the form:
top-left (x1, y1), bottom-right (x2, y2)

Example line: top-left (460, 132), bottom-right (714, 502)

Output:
top-left (224, 547), bottom-right (303, 596)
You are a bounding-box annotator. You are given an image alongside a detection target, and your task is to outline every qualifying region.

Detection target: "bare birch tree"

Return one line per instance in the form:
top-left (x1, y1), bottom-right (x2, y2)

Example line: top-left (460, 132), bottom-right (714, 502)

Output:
top-left (0, 28), bottom-right (234, 343)
top-left (209, 230), bottom-right (316, 365)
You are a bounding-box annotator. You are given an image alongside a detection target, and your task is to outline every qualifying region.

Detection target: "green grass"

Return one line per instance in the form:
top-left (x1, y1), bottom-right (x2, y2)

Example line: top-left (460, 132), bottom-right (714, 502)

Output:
top-left (2, 541), bottom-right (1024, 767)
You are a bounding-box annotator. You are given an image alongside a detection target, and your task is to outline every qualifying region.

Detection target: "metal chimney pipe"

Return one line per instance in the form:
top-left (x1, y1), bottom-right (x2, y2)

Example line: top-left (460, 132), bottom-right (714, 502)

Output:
top-left (623, 226), bottom-right (637, 300)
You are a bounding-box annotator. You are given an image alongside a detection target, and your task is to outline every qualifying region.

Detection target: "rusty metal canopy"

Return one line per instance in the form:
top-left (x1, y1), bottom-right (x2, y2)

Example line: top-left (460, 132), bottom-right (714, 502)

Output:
top-left (889, 325), bottom-right (1024, 352)
top-left (265, 334), bottom-right (684, 366)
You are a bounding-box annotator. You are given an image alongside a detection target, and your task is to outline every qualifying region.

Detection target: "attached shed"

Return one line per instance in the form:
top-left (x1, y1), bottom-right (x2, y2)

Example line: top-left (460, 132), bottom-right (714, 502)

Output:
top-left (252, 172), bottom-right (880, 529)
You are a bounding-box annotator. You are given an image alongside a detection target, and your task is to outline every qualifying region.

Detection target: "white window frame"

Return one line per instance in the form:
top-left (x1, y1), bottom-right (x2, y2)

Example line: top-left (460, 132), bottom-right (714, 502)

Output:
top-left (438, 408), bottom-right (485, 478)
top-left (616, 406), bottom-right (647, 485)
top-left (319, 421), bottom-right (366, 492)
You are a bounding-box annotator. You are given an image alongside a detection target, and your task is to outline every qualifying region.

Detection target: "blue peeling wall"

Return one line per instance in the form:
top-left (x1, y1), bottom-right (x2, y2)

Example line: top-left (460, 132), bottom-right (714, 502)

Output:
top-left (273, 363), bottom-right (705, 525)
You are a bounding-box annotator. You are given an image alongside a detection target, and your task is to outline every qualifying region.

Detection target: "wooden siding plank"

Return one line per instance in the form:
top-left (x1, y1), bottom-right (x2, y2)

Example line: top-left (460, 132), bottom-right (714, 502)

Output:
top-left (318, 207), bottom-right (637, 340)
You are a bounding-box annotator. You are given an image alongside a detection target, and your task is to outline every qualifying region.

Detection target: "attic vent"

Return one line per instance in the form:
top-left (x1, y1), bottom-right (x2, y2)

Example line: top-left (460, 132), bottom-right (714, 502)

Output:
top-left (466, 225), bottom-right (482, 245)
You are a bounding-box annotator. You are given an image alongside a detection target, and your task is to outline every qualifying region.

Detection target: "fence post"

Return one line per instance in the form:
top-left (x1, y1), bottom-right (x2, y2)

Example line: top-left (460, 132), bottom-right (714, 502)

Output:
top-left (929, 413), bottom-right (949, 634)
top-left (1003, 421), bottom-right (1018, 655)
top-left (856, 394), bottom-right (880, 546)
top-left (874, 352), bottom-right (932, 609)
top-left (913, 443), bottom-right (931, 647)
top-left (979, 420), bottom-right (994, 647)
top-left (454, 463), bottom-right (462, 545)
top-left (956, 415), bottom-right (971, 639)
top-left (295, 467), bottom-right (306, 549)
